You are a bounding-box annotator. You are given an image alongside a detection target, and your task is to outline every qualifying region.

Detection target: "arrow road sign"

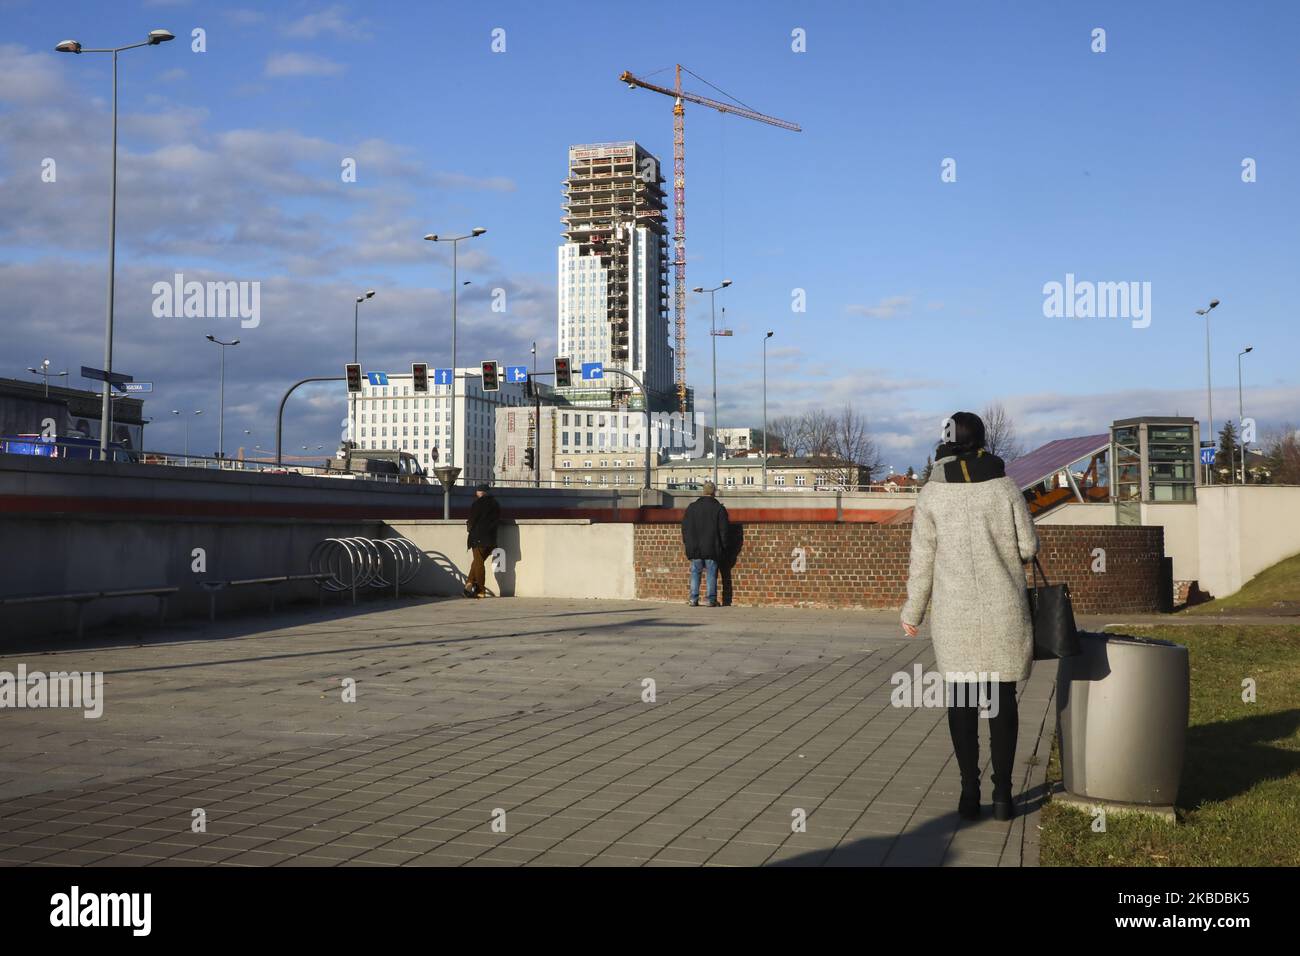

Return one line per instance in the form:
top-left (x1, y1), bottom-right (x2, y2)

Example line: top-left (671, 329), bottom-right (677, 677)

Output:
top-left (506, 365), bottom-right (529, 384)
top-left (1200, 447), bottom-right (1216, 465)
top-left (433, 368), bottom-right (453, 386)
top-left (581, 362), bottom-right (604, 381)
top-left (366, 372), bottom-right (389, 386)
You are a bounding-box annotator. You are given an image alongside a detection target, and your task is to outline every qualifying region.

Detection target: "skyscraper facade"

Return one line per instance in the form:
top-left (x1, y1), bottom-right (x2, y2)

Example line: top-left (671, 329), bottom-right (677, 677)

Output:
top-left (558, 142), bottom-right (673, 411)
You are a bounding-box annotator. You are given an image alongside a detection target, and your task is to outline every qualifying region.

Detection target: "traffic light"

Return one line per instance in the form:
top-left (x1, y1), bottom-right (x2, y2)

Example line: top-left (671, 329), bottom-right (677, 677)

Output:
top-left (524, 447), bottom-right (535, 470)
top-left (412, 362), bottom-right (428, 392)
top-left (554, 356), bottom-right (572, 388)
top-left (481, 360), bottom-right (500, 392)
top-left (345, 363), bottom-right (362, 392)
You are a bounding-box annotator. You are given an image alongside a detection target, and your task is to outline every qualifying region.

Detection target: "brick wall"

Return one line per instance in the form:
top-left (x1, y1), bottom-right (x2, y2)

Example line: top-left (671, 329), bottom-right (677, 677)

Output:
top-left (634, 522), bottom-right (1167, 614)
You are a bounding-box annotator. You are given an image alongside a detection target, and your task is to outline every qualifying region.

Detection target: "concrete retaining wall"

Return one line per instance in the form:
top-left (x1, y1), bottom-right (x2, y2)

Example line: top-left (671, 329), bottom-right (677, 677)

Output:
top-left (0, 513), bottom-right (383, 639)
top-left (385, 520), bottom-right (636, 600)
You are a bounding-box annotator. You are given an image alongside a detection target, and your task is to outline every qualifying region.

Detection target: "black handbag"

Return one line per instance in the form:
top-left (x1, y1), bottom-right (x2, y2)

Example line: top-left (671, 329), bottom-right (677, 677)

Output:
top-left (1027, 557), bottom-right (1081, 660)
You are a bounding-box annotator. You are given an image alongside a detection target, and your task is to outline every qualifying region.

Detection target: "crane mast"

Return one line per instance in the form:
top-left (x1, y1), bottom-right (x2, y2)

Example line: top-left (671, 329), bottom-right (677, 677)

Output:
top-left (620, 65), bottom-right (800, 413)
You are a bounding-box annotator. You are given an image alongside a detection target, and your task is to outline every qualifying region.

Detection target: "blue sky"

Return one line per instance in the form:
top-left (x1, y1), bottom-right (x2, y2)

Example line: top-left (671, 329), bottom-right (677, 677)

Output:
top-left (1, 0), bottom-right (1296, 468)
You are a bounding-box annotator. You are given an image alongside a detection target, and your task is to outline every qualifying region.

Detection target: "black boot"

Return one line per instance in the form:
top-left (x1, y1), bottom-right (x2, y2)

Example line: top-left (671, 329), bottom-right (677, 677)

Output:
top-left (947, 683), bottom-right (983, 822)
top-left (958, 778), bottom-right (981, 821)
top-left (988, 681), bottom-right (1019, 821)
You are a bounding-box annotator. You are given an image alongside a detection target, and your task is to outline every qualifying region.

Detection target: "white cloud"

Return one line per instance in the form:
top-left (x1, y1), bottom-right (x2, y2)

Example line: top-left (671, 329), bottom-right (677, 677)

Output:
top-left (283, 5), bottom-right (370, 40)
top-left (264, 52), bottom-right (346, 78)
top-left (846, 295), bottom-right (912, 319)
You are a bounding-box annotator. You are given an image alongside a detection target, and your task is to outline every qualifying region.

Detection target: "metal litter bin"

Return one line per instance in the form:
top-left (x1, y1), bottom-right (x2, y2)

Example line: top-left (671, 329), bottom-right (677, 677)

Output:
top-left (1056, 632), bottom-right (1189, 805)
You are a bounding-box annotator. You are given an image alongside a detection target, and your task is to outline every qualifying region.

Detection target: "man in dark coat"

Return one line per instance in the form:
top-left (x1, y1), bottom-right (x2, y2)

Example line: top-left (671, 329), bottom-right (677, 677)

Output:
top-left (464, 483), bottom-right (500, 598)
top-left (681, 481), bottom-right (730, 607)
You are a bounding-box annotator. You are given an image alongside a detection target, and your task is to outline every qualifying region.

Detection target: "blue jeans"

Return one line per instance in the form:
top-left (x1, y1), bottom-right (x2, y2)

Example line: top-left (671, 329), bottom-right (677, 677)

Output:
top-left (690, 559), bottom-right (718, 604)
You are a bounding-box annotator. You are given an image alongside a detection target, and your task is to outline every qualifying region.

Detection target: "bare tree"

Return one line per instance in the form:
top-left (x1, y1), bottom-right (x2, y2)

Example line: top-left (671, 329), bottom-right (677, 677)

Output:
top-left (802, 409), bottom-right (836, 457)
top-left (826, 404), bottom-right (884, 486)
top-left (766, 415), bottom-right (802, 456)
top-left (982, 402), bottom-right (1025, 461)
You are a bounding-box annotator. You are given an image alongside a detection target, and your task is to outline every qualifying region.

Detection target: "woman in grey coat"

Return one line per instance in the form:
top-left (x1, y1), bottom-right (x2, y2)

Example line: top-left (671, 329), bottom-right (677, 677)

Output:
top-left (901, 411), bottom-right (1038, 822)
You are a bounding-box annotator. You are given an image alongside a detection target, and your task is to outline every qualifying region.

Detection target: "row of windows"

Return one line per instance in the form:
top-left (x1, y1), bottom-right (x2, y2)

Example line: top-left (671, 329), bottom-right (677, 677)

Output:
top-left (353, 395), bottom-right (526, 410)
top-left (561, 475), bottom-right (640, 487)
top-left (558, 459), bottom-right (640, 469)
top-left (358, 426), bottom-right (449, 438)
top-left (561, 432), bottom-right (642, 448)
top-left (562, 413), bottom-right (635, 428)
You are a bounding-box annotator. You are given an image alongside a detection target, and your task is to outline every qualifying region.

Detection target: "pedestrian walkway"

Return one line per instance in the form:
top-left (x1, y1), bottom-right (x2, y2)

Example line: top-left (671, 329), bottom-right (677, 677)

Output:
top-left (0, 598), bottom-right (1056, 866)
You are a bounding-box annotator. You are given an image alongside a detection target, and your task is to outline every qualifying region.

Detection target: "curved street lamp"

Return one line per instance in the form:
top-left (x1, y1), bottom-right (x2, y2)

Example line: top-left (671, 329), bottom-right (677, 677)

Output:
top-left (56, 28), bottom-right (175, 457)
top-left (691, 279), bottom-right (732, 487)
top-left (205, 334), bottom-right (239, 461)
top-left (424, 228), bottom-right (487, 518)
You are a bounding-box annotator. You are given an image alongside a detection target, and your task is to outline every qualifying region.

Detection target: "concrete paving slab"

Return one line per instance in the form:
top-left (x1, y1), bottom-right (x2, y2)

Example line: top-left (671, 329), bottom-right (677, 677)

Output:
top-left (0, 597), bottom-right (1054, 866)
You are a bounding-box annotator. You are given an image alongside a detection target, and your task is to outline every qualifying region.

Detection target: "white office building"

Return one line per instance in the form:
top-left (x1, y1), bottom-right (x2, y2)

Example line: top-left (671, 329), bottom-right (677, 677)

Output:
top-left (558, 142), bottom-right (673, 410)
top-left (349, 369), bottom-right (528, 485)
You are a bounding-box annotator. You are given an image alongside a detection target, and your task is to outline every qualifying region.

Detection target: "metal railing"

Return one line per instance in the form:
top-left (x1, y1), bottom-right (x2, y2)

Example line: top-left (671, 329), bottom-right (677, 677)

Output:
top-left (0, 437), bottom-right (430, 484)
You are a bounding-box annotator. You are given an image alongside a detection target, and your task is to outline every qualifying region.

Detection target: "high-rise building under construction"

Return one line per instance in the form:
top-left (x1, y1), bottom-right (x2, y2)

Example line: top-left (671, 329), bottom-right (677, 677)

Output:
top-left (558, 142), bottom-right (676, 411)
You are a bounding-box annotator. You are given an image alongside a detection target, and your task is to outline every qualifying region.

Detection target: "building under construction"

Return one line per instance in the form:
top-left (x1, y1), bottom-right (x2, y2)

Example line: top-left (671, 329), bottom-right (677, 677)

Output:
top-left (558, 142), bottom-right (679, 411)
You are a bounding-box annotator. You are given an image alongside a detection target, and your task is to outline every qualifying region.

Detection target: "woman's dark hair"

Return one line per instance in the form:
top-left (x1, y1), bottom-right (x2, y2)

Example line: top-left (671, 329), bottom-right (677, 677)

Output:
top-left (944, 411), bottom-right (986, 455)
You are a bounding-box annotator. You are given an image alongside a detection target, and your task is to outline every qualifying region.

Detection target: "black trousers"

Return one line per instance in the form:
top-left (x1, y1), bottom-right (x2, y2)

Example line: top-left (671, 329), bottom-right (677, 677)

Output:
top-left (946, 681), bottom-right (1018, 795)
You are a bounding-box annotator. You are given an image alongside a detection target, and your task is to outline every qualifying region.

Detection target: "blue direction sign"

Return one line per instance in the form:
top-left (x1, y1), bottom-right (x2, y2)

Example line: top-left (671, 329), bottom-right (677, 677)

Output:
top-left (433, 368), bottom-right (453, 387)
top-left (120, 382), bottom-right (153, 394)
top-left (366, 372), bottom-right (389, 386)
top-left (1200, 447), bottom-right (1216, 465)
top-left (581, 361), bottom-right (604, 381)
top-left (506, 365), bottom-right (529, 385)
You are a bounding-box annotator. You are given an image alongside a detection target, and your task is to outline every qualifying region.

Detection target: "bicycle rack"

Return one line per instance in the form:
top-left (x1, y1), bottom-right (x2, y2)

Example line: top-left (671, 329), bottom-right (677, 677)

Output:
top-left (308, 537), bottom-right (424, 604)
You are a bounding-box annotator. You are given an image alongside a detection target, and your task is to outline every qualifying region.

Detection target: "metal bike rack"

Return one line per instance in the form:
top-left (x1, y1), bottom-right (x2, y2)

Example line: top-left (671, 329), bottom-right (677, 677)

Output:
top-left (308, 537), bottom-right (424, 604)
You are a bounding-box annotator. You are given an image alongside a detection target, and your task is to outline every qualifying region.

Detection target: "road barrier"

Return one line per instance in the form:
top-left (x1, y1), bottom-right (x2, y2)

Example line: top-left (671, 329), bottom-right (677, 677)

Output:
top-left (308, 537), bottom-right (424, 603)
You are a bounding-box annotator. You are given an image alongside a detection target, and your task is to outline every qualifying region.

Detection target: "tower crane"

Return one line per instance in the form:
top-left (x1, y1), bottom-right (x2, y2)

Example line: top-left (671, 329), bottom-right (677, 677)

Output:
top-left (619, 65), bottom-right (800, 413)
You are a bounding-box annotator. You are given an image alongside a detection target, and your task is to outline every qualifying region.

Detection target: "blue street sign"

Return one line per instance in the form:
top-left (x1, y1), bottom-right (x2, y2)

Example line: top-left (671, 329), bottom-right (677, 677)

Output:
top-left (581, 362), bottom-right (604, 381)
top-left (366, 372), bottom-right (389, 386)
top-left (1200, 447), bottom-right (1216, 465)
top-left (506, 365), bottom-right (529, 384)
top-left (120, 382), bottom-right (153, 394)
top-left (433, 368), bottom-right (453, 386)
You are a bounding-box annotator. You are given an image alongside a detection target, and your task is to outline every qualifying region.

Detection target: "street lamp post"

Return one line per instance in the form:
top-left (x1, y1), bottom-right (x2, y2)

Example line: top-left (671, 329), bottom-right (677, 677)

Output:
top-left (56, 29), bottom-right (175, 458)
top-left (424, 228), bottom-right (486, 518)
top-left (27, 360), bottom-right (68, 398)
top-left (762, 330), bottom-right (774, 491)
top-left (1195, 298), bottom-right (1220, 484)
top-left (692, 279), bottom-right (732, 487)
top-left (349, 289), bottom-right (375, 447)
top-left (205, 335), bottom-right (239, 462)
top-left (172, 408), bottom-right (201, 465)
top-left (352, 289), bottom-right (375, 365)
top-left (1238, 345), bottom-right (1253, 484)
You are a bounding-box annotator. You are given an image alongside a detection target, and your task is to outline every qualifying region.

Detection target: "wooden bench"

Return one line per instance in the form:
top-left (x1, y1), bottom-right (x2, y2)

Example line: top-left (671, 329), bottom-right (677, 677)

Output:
top-left (0, 587), bottom-right (178, 639)
top-left (200, 573), bottom-right (330, 621)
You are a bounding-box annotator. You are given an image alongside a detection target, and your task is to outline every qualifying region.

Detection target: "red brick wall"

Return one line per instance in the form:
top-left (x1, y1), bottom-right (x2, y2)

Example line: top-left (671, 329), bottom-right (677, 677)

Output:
top-left (1033, 525), bottom-right (1167, 615)
top-left (634, 522), bottom-right (1166, 614)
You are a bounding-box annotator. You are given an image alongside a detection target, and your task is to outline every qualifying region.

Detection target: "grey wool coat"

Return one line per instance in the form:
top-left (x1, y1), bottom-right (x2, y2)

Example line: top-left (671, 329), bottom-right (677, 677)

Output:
top-left (901, 454), bottom-right (1040, 682)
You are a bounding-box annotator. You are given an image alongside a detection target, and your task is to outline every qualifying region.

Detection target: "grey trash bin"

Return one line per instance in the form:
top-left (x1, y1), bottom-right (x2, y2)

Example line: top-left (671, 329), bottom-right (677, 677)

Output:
top-left (1056, 632), bottom-right (1189, 805)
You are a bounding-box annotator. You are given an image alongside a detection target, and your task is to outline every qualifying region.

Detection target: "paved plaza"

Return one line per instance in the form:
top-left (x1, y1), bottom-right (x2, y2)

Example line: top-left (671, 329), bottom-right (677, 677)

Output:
top-left (0, 597), bottom-right (1062, 866)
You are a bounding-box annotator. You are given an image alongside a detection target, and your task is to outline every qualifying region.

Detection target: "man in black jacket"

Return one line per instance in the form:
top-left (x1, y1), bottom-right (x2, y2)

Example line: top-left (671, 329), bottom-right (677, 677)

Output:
top-left (464, 483), bottom-right (500, 598)
top-left (681, 481), bottom-right (730, 607)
